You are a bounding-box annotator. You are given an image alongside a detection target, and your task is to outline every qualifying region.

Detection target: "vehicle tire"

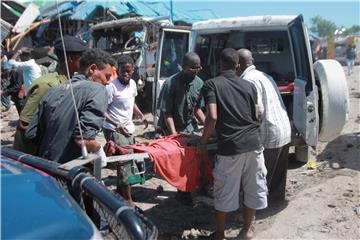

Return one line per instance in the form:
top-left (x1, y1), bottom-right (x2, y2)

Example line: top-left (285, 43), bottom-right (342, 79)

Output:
top-left (314, 59), bottom-right (349, 142)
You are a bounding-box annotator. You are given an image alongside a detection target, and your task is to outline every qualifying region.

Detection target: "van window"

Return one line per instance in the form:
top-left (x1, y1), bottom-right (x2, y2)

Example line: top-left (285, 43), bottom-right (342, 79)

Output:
top-left (195, 31), bottom-right (293, 84)
top-left (159, 31), bottom-right (189, 78)
top-left (288, 26), bottom-right (312, 91)
top-left (195, 34), bottom-right (228, 80)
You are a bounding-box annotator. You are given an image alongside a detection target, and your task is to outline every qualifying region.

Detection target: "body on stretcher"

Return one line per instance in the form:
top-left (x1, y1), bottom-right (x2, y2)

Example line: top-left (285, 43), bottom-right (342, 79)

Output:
top-left (103, 134), bottom-right (217, 192)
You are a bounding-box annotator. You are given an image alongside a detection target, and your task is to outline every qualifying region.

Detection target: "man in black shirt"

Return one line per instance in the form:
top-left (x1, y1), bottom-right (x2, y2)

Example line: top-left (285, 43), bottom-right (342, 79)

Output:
top-left (198, 48), bottom-right (267, 240)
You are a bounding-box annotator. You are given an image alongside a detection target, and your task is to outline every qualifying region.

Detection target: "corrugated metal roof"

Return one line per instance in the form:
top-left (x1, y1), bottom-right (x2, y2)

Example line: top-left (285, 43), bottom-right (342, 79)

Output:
top-left (39, 1), bottom-right (80, 18)
top-left (127, 2), bottom-right (162, 17)
top-left (69, 1), bottom-right (130, 20)
top-left (37, 1), bottom-right (216, 23)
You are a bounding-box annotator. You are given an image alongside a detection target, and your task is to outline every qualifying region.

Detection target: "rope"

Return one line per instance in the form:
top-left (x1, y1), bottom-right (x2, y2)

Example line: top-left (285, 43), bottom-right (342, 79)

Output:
top-left (55, 0), bottom-right (88, 158)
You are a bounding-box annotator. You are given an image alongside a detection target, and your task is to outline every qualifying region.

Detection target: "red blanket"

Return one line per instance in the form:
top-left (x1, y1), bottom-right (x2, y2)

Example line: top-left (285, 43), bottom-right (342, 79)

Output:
top-left (128, 135), bottom-right (213, 192)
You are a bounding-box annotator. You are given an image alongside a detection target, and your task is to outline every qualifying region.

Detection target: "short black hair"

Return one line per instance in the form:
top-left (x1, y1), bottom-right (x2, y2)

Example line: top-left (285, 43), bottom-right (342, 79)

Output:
top-left (20, 52), bottom-right (32, 61)
top-left (182, 52), bottom-right (199, 66)
top-left (79, 49), bottom-right (115, 71)
top-left (117, 55), bottom-right (134, 66)
top-left (220, 48), bottom-right (239, 70)
top-left (55, 49), bottom-right (82, 62)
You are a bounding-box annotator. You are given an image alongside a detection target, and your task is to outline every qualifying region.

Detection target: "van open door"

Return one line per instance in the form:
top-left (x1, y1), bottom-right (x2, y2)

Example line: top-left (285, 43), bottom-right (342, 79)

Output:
top-left (288, 15), bottom-right (319, 147)
top-left (153, 28), bottom-right (191, 126)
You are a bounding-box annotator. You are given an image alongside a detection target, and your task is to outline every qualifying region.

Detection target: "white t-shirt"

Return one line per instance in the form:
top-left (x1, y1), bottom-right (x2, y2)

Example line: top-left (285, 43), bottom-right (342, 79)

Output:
top-left (8, 59), bottom-right (42, 92)
top-left (103, 78), bottom-right (138, 133)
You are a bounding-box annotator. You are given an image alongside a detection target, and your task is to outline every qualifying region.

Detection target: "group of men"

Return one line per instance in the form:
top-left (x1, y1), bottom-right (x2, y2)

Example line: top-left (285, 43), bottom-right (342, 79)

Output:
top-left (6, 36), bottom-right (147, 205)
top-left (159, 48), bottom-right (291, 239)
top-left (3, 34), bottom-right (291, 239)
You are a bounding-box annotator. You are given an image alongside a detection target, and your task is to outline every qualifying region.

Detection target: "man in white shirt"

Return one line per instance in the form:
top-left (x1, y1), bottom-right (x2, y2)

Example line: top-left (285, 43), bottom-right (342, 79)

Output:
top-left (103, 55), bottom-right (148, 207)
top-left (237, 48), bottom-right (291, 203)
top-left (7, 47), bottom-right (42, 93)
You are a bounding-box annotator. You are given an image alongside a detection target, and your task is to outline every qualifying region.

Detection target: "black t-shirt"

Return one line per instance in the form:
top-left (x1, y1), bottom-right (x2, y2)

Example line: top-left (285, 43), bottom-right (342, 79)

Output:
top-left (202, 70), bottom-right (262, 155)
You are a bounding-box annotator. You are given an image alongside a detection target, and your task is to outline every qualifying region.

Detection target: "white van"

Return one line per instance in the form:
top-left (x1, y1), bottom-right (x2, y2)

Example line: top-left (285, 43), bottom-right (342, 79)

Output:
top-left (154, 15), bottom-right (349, 162)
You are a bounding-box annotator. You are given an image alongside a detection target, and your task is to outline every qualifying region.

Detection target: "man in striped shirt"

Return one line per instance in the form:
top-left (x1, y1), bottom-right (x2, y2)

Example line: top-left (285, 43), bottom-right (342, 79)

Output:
top-left (237, 48), bottom-right (291, 203)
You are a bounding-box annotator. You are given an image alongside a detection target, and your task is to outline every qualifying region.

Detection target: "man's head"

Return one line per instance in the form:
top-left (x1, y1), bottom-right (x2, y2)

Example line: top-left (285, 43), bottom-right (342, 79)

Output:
top-left (182, 52), bottom-right (202, 79)
top-left (54, 35), bottom-right (88, 76)
top-left (19, 47), bottom-right (33, 61)
top-left (117, 55), bottom-right (134, 85)
top-left (237, 48), bottom-right (254, 75)
top-left (79, 49), bottom-right (115, 85)
top-left (220, 48), bottom-right (239, 71)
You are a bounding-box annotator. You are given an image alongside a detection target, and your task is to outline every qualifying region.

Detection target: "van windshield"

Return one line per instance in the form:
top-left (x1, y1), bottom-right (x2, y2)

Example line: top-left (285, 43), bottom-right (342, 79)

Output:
top-left (159, 31), bottom-right (189, 78)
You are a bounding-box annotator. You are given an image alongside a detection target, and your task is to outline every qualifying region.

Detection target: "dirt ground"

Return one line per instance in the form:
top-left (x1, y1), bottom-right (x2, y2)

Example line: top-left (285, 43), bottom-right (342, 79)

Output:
top-left (1, 66), bottom-right (359, 239)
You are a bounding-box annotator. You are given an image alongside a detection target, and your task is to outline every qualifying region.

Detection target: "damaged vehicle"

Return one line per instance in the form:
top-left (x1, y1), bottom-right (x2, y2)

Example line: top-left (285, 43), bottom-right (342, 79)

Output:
top-left (154, 15), bottom-right (349, 162)
top-left (91, 16), bottom-right (173, 111)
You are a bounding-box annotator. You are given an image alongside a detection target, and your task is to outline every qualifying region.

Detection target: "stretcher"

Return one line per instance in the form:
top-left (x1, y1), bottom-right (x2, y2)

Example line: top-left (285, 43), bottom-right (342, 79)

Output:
top-left (107, 152), bottom-right (150, 187)
top-left (104, 136), bottom-right (217, 191)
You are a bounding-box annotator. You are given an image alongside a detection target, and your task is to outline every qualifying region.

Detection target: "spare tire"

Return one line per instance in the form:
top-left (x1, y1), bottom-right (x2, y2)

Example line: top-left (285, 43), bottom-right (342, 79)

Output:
top-left (314, 59), bottom-right (349, 142)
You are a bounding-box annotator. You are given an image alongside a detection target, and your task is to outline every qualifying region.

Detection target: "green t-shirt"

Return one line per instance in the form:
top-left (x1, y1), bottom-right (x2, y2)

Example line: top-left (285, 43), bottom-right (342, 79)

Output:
top-left (14, 72), bottom-right (67, 154)
top-left (19, 72), bottom-right (67, 123)
top-left (159, 71), bottom-right (204, 133)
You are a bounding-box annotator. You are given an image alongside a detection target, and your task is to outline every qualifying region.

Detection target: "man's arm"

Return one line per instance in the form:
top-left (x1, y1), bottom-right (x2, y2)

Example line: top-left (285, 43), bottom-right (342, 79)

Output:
top-left (74, 86), bottom-right (107, 148)
top-left (74, 138), bottom-right (101, 153)
top-left (200, 103), bottom-right (217, 145)
top-left (133, 103), bottom-right (148, 129)
top-left (104, 112), bottom-right (117, 126)
top-left (165, 112), bottom-right (177, 135)
top-left (19, 83), bottom-right (46, 124)
top-left (158, 79), bottom-right (176, 134)
top-left (194, 107), bottom-right (206, 125)
top-left (8, 47), bottom-right (32, 68)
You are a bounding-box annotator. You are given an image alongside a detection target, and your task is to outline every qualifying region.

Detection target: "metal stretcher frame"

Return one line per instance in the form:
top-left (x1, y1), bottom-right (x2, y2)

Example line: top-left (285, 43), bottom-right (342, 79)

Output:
top-left (103, 142), bottom-right (218, 188)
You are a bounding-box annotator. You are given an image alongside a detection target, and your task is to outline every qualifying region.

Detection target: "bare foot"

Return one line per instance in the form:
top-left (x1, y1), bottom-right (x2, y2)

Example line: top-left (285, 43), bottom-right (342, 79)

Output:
top-left (239, 228), bottom-right (254, 240)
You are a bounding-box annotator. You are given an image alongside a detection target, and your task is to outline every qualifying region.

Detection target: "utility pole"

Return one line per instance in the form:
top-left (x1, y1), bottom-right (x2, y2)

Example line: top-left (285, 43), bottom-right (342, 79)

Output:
top-left (170, 0), bottom-right (174, 24)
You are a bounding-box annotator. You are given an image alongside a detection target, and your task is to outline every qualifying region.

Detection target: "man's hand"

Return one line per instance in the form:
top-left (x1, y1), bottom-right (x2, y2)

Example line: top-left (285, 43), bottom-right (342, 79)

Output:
top-left (141, 117), bottom-right (149, 129)
top-left (116, 123), bottom-right (131, 137)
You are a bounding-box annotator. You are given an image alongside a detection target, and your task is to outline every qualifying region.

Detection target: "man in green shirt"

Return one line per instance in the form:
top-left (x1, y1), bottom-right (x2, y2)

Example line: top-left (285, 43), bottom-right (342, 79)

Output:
top-left (13, 35), bottom-right (88, 154)
top-left (158, 52), bottom-right (206, 205)
top-left (158, 52), bottom-right (205, 135)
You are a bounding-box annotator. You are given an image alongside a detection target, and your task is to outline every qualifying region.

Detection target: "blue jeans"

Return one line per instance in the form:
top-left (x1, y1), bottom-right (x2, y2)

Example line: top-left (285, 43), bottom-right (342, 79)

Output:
top-left (347, 59), bottom-right (355, 75)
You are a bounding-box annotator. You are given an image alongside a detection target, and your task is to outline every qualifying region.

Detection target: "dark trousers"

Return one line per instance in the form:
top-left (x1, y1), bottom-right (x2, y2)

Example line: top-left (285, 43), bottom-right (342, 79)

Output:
top-left (264, 144), bottom-right (290, 201)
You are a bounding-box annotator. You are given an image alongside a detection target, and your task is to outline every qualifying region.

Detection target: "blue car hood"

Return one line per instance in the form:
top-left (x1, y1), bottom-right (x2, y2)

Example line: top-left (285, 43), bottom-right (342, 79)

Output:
top-left (1, 157), bottom-right (100, 239)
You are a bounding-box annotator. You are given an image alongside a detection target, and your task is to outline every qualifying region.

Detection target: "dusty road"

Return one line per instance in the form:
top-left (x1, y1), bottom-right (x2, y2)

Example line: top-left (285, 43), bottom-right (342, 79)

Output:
top-left (1, 66), bottom-right (359, 239)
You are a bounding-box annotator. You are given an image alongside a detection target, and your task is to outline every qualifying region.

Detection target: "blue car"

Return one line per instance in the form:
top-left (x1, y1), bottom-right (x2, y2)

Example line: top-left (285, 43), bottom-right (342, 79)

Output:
top-left (1, 156), bottom-right (102, 239)
top-left (1, 147), bottom-right (158, 240)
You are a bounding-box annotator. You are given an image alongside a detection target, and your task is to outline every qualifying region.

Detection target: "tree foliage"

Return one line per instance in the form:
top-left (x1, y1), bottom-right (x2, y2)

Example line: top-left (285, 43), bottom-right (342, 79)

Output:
top-left (345, 25), bottom-right (360, 34)
top-left (310, 15), bottom-right (337, 39)
top-left (310, 15), bottom-right (360, 39)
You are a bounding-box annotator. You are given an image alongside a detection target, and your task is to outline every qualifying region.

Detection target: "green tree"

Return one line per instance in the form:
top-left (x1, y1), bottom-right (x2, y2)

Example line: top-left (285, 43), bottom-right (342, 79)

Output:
top-left (310, 15), bottom-right (337, 39)
top-left (345, 25), bottom-right (360, 34)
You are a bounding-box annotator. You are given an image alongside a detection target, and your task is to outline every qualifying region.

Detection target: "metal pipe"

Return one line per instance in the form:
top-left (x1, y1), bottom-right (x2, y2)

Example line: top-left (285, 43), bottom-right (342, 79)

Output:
top-left (1, 147), bottom-right (151, 239)
top-left (1, 147), bottom-right (68, 179)
top-left (72, 172), bottom-right (147, 240)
